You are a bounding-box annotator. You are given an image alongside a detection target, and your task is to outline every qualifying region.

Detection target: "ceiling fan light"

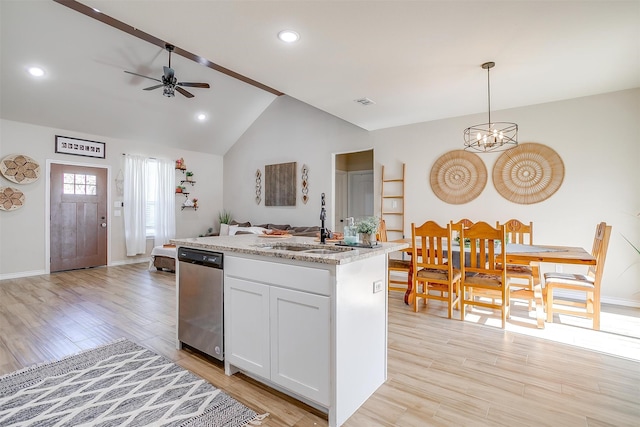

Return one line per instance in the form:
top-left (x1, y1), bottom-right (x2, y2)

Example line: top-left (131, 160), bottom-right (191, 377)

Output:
top-left (163, 86), bottom-right (175, 97)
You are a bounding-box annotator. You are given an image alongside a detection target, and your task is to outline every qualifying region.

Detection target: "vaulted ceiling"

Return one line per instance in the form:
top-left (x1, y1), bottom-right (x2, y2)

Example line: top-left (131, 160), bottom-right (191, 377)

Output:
top-left (1, 1), bottom-right (638, 156)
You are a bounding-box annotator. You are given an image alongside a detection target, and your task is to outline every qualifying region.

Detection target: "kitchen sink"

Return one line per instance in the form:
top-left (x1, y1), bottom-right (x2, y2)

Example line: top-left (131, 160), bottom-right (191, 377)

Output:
top-left (302, 249), bottom-right (348, 254)
top-left (264, 245), bottom-right (309, 252)
top-left (261, 244), bottom-right (354, 254)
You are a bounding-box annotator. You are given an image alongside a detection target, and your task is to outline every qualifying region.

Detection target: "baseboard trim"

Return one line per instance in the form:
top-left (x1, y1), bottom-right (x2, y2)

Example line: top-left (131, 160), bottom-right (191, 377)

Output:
top-left (0, 258), bottom-right (151, 281)
top-left (0, 269), bottom-right (47, 281)
top-left (110, 257), bottom-right (151, 266)
top-left (553, 289), bottom-right (640, 308)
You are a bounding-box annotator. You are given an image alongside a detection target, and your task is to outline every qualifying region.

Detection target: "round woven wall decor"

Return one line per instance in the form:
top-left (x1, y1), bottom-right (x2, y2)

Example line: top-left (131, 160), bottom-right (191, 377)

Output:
top-left (430, 150), bottom-right (487, 204)
top-left (0, 154), bottom-right (40, 184)
top-left (492, 142), bottom-right (564, 204)
top-left (0, 186), bottom-right (25, 211)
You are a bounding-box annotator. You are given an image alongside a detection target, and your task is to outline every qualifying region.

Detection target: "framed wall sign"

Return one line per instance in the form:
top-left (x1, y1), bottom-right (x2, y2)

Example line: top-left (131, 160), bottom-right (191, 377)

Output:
top-left (55, 135), bottom-right (106, 159)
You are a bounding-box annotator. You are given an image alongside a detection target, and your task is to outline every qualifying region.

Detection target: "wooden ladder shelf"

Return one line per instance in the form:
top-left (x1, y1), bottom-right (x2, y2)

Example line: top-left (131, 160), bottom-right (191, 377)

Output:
top-left (380, 163), bottom-right (405, 239)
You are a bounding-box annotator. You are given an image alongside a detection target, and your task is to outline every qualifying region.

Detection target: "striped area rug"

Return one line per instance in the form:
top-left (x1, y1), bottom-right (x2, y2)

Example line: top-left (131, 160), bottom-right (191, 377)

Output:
top-left (0, 339), bottom-right (266, 426)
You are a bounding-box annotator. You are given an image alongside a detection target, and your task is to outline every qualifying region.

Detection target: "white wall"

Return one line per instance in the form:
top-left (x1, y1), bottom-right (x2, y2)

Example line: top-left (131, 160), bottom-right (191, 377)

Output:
top-left (0, 119), bottom-right (224, 278)
top-left (224, 95), bottom-right (371, 227)
top-left (224, 89), bottom-right (640, 305)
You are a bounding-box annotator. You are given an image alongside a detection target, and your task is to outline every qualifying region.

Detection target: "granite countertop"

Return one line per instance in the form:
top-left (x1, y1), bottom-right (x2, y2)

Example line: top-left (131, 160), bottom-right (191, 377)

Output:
top-left (170, 234), bottom-right (408, 265)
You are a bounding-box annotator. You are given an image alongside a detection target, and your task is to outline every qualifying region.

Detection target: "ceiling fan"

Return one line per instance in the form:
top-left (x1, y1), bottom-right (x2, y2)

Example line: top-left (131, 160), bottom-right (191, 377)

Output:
top-left (124, 44), bottom-right (210, 98)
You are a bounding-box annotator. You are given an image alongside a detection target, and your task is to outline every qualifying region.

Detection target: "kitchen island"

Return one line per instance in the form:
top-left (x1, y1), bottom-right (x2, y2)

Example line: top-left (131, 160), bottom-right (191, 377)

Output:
top-left (171, 234), bottom-right (408, 427)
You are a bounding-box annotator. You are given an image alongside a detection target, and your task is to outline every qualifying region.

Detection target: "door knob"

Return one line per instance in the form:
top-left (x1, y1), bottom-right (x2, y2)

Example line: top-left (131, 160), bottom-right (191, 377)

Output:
top-left (101, 223), bottom-right (107, 228)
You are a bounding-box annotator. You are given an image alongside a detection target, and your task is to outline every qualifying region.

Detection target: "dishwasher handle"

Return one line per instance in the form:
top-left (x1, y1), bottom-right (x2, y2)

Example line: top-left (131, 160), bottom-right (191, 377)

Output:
top-left (177, 248), bottom-right (223, 269)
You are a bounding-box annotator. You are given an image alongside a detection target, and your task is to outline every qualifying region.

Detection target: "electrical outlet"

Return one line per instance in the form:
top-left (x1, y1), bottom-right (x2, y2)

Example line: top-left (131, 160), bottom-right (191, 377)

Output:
top-left (555, 265), bottom-right (563, 273)
top-left (373, 280), bottom-right (383, 293)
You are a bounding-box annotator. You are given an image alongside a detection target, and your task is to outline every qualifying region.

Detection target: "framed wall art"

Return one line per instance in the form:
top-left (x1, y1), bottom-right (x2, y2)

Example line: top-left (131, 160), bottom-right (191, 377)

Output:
top-left (55, 135), bottom-right (106, 159)
top-left (265, 161), bottom-right (296, 206)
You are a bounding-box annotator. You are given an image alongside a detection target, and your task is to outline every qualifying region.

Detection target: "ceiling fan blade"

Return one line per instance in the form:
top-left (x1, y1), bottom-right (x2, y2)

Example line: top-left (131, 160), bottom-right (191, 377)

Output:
top-left (143, 84), bottom-right (164, 91)
top-left (175, 86), bottom-right (194, 98)
top-left (124, 70), bottom-right (162, 83)
top-left (163, 66), bottom-right (175, 81)
top-left (177, 82), bottom-right (210, 88)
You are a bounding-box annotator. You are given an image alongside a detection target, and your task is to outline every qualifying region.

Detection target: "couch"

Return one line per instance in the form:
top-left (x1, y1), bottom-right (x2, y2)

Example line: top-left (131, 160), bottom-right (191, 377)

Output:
top-left (226, 220), bottom-right (321, 237)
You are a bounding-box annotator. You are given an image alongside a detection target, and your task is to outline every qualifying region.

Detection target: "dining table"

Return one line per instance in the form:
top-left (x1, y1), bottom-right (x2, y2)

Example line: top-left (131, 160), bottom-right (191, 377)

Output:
top-left (393, 239), bottom-right (596, 328)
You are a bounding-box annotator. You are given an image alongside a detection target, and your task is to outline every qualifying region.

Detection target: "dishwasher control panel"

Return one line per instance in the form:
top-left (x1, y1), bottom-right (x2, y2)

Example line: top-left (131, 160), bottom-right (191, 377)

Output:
top-left (178, 248), bottom-right (223, 268)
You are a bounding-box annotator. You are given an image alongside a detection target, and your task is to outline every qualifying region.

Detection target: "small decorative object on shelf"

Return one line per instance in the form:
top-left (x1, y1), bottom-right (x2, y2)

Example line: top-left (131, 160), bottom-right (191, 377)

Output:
top-left (186, 171), bottom-right (194, 182)
top-left (175, 157), bottom-right (186, 171)
top-left (176, 185), bottom-right (189, 196)
top-left (182, 198), bottom-right (198, 210)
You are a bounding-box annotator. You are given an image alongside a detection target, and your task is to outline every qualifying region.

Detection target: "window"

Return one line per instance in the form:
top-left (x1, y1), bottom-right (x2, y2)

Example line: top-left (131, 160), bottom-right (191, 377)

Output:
top-left (145, 159), bottom-right (158, 237)
top-left (63, 173), bottom-right (97, 195)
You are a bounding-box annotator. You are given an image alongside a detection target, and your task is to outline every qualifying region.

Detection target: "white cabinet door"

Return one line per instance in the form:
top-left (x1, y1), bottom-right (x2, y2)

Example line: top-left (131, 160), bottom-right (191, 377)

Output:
top-left (225, 277), bottom-right (270, 378)
top-left (270, 286), bottom-right (330, 406)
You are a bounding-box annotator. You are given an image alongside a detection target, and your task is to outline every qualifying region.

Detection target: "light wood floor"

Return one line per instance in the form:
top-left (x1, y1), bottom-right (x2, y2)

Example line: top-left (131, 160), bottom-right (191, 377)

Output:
top-left (1, 263), bottom-right (639, 426)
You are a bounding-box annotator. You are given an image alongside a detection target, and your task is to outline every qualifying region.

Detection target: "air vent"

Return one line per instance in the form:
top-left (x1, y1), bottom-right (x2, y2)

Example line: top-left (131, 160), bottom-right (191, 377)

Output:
top-left (354, 97), bottom-right (375, 106)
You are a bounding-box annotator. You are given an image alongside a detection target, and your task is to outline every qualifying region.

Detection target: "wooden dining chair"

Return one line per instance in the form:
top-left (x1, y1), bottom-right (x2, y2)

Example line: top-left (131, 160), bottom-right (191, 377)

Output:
top-left (411, 221), bottom-right (461, 318)
top-left (544, 222), bottom-right (612, 330)
top-left (459, 221), bottom-right (510, 328)
top-left (497, 219), bottom-right (539, 310)
top-left (378, 219), bottom-right (411, 294)
top-left (451, 218), bottom-right (474, 237)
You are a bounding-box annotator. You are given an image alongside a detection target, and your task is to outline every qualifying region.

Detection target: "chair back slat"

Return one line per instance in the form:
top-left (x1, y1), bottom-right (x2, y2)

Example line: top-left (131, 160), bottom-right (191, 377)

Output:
top-left (377, 219), bottom-right (388, 242)
top-left (589, 222), bottom-right (612, 280)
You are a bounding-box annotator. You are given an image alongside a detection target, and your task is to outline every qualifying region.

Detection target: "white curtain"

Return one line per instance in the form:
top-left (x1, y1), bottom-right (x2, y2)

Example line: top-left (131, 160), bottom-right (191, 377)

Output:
top-left (152, 158), bottom-right (176, 247)
top-left (123, 155), bottom-right (147, 256)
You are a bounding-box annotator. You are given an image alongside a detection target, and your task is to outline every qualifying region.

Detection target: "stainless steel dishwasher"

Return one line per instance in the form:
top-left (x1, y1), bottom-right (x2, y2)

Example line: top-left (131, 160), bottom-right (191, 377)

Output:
top-left (178, 247), bottom-right (224, 361)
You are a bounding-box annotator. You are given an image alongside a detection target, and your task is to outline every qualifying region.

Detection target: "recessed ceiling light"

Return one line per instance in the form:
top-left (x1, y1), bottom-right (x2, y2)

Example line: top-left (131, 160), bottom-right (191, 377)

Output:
top-left (196, 113), bottom-right (207, 121)
top-left (278, 30), bottom-right (300, 43)
top-left (28, 67), bottom-right (45, 77)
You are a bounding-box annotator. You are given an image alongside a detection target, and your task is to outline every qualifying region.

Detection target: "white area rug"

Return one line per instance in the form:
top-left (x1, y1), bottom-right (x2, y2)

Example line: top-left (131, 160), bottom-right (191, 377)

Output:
top-left (0, 339), bottom-right (265, 426)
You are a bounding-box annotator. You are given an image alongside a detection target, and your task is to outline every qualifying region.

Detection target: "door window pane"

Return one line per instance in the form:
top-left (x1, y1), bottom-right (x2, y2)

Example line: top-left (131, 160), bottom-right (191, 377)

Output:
top-left (63, 173), bottom-right (97, 195)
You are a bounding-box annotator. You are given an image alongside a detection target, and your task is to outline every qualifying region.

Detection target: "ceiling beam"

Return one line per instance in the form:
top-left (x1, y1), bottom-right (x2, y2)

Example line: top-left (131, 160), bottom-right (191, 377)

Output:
top-left (52, 0), bottom-right (284, 96)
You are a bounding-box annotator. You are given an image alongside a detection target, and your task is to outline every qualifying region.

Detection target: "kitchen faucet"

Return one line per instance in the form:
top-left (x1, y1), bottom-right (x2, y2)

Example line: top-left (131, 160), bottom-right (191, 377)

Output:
top-left (320, 193), bottom-right (327, 244)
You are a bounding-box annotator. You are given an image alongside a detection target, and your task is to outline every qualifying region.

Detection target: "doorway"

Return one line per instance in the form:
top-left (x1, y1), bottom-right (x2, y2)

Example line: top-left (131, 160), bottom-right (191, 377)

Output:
top-left (49, 163), bottom-right (108, 272)
top-left (334, 150), bottom-right (374, 232)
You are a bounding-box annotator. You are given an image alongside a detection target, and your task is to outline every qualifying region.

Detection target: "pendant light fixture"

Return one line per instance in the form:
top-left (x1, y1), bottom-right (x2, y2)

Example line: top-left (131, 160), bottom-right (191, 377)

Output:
top-left (464, 61), bottom-right (518, 152)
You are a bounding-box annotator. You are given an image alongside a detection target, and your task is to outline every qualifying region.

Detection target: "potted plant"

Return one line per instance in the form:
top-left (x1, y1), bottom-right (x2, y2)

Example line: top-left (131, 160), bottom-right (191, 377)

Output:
top-left (186, 171), bottom-right (194, 182)
top-left (218, 210), bottom-right (233, 235)
top-left (175, 185), bottom-right (182, 194)
top-left (356, 216), bottom-right (380, 246)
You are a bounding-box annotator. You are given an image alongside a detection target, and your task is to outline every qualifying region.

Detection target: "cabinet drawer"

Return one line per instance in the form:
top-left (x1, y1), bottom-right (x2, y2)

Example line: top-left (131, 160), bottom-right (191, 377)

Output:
top-left (225, 256), bottom-right (331, 295)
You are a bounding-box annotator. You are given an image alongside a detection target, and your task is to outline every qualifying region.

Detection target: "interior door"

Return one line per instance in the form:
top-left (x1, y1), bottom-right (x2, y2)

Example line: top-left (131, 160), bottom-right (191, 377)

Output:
top-left (348, 170), bottom-right (374, 219)
top-left (50, 164), bottom-right (107, 272)
top-left (334, 170), bottom-right (348, 232)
